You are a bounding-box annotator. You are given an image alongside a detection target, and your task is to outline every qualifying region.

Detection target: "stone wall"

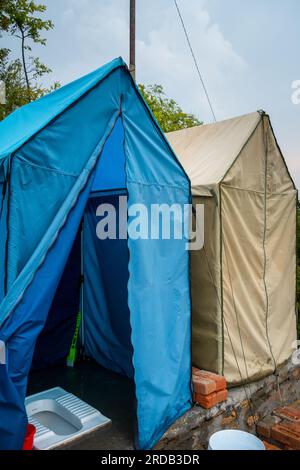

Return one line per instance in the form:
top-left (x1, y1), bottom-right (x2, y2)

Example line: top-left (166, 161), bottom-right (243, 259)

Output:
top-left (156, 359), bottom-right (300, 450)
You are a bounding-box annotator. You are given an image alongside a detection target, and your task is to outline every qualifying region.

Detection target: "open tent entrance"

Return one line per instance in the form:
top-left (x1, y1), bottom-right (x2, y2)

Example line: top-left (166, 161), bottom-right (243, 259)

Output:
top-left (27, 117), bottom-right (136, 448)
top-left (0, 59), bottom-right (192, 451)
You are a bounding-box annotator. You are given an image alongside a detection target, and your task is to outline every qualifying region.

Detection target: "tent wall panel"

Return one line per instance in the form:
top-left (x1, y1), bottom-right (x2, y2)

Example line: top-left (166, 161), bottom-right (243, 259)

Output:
top-left (222, 122), bottom-right (265, 193)
top-left (127, 182), bottom-right (191, 449)
top-left (265, 117), bottom-right (295, 194)
top-left (0, 108), bottom-right (120, 329)
top-left (0, 59), bottom-right (124, 160)
top-left (122, 81), bottom-right (192, 448)
top-left (6, 70), bottom-right (125, 290)
top-left (10, 69), bottom-right (123, 176)
top-left (221, 117), bottom-right (297, 382)
top-left (91, 116), bottom-right (126, 192)
top-left (0, 170), bottom-right (95, 449)
top-left (265, 192), bottom-right (297, 366)
top-left (221, 185), bottom-right (273, 383)
top-left (7, 160), bottom-right (77, 290)
top-left (122, 85), bottom-right (188, 189)
top-left (31, 229), bottom-right (81, 370)
top-left (191, 194), bottom-right (222, 374)
top-left (83, 195), bottom-right (133, 379)
top-left (0, 110), bottom-right (122, 449)
top-left (0, 164), bottom-right (7, 302)
top-left (167, 112), bottom-right (261, 193)
top-left (0, 185), bottom-right (7, 304)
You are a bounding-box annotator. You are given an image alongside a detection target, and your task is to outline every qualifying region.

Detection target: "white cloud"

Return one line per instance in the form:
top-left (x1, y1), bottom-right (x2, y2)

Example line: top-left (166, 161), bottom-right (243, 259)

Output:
top-left (6, 0), bottom-right (299, 186)
top-left (49, 0), bottom-right (247, 123)
top-left (135, 0), bottom-right (247, 121)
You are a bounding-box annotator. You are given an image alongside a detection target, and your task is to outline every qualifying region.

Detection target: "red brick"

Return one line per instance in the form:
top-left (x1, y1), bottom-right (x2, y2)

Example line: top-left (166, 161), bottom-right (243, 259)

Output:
top-left (217, 389), bottom-right (228, 403)
top-left (263, 441), bottom-right (281, 451)
top-left (279, 421), bottom-right (300, 434)
top-left (194, 392), bottom-right (217, 409)
top-left (291, 400), bottom-right (300, 410)
top-left (256, 416), bottom-right (281, 439)
top-left (192, 376), bottom-right (216, 395)
top-left (271, 422), bottom-right (300, 450)
top-left (192, 367), bottom-right (201, 376)
top-left (194, 389), bottom-right (227, 409)
top-left (284, 445), bottom-right (295, 451)
top-left (273, 407), bottom-right (300, 424)
top-left (197, 370), bottom-right (226, 392)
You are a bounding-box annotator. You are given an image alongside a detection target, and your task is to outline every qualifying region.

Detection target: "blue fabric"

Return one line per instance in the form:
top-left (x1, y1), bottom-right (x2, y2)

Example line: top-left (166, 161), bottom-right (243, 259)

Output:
top-left (0, 168), bottom-right (96, 449)
top-left (83, 195), bottom-right (133, 378)
top-left (127, 183), bottom-right (192, 449)
top-left (91, 117), bottom-right (126, 192)
top-left (0, 163), bottom-right (4, 183)
top-left (5, 71), bottom-right (122, 290)
top-left (122, 85), bottom-right (192, 448)
top-left (0, 60), bottom-right (192, 450)
top-left (32, 229), bottom-right (81, 370)
top-left (0, 110), bottom-right (120, 449)
top-left (0, 58), bottom-right (124, 162)
top-left (0, 183), bottom-right (7, 303)
top-left (0, 364), bottom-right (28, 450)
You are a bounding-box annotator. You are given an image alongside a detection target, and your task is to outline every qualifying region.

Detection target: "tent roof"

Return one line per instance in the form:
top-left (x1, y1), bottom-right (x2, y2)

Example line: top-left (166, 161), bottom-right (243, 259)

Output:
top-left (0, 57), bottom-right (125, 162)
top-left (167, 111), bottom-right (262, 193)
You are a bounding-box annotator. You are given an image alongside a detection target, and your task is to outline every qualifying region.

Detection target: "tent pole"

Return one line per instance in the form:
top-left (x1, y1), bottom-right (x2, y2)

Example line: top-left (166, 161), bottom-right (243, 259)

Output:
top-left (129, 0), bottom-right (136, 80)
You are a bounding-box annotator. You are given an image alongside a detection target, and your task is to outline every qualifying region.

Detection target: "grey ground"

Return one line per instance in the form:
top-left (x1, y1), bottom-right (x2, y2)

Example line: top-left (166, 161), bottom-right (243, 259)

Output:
top-left (27, 361), bottom-right (135, 450)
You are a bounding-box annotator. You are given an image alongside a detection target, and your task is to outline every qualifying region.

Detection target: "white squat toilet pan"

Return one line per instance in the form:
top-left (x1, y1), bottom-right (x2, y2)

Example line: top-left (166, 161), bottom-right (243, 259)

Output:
top-left (25, 387), bottom-right (111, 450)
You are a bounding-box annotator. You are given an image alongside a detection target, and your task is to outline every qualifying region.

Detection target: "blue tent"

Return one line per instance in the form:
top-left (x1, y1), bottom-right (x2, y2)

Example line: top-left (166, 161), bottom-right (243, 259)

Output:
top-left (0, 58), bottom-right (192, 450)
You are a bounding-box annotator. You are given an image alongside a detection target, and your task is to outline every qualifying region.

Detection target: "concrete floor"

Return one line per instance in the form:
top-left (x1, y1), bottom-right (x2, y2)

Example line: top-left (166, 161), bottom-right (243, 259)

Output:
top-left (27, 360), bottom-right (136, 450)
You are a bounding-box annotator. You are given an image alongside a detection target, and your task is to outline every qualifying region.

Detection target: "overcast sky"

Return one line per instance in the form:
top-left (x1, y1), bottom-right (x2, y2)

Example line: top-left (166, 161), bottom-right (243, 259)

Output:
top-left (3, 0), bottom-right (300, 187)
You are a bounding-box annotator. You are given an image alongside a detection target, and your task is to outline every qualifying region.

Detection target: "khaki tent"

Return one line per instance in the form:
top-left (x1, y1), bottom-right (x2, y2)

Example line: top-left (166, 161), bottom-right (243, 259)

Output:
top-left (167, 111), bottom-right (297, 385)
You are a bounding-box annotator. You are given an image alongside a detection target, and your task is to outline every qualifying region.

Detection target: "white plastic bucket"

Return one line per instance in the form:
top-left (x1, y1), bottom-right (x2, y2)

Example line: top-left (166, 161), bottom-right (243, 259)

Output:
top-left (208, 430), bottom-right (265, 450)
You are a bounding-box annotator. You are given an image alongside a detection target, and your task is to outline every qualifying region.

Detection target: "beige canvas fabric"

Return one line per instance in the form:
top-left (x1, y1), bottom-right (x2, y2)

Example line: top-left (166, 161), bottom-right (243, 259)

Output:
top-left (191, 194), bottom-right (222, 374)
top-left (167, 112), bottom-right (297, 385)
top-left (168, 112), bottom-right (261, 195)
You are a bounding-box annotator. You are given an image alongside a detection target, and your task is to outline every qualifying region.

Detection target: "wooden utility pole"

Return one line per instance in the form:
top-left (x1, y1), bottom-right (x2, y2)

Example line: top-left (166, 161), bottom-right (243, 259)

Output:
top-left (129, 0), bottom-right (136, 80)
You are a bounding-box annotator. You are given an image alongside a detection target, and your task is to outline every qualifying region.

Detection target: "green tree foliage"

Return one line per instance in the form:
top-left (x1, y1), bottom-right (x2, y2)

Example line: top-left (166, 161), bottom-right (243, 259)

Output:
top-left (0, 0), bottom-right (59, 119)
top-left (0, 47), bottom-right (56, 120)
top-left (0, 48), bottom-right (26, 119)
top-left (139, 83), bottom-right (202, 133)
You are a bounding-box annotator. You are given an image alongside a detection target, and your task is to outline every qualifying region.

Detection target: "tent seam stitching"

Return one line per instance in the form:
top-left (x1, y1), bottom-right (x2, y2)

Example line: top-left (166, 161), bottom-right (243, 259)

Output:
top-left (220, 183), bottom-right (296, 197)
top-left (221, 114), bottom-right (262, 183)
top-left (13, 156), bottom-right (79, 178)
top-left (0, 61), bottom-right (125, 162)
top-left (126, 179), bottom-right (188, 191)
top-left (0, 110), bottom-right (121, 328)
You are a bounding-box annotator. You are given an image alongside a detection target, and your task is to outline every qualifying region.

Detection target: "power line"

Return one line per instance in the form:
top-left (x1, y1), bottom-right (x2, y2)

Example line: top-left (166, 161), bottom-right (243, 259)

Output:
top-left (173, 0), bottom-right (217, 122)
